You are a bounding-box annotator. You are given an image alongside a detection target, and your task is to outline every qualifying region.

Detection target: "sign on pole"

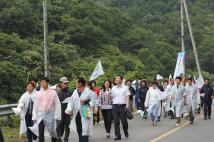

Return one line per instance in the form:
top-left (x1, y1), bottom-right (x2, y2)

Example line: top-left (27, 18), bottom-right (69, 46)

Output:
top-left (174, 52), bottom-right (185, 79)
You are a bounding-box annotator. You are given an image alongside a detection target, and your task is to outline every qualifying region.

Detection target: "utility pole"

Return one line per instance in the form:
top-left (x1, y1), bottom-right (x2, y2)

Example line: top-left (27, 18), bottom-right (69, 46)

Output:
top-left (181, 0), bottom-right (185, 75)
top-left (183, 0), bottom-right (203, 77)
top-left (43, 0), bottom-right (50, 78)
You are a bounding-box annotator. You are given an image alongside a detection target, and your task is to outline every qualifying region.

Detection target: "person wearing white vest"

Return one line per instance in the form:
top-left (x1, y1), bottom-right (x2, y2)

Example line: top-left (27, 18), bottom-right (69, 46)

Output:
top-left (32, 77), bottom-right (61, 142)
top-left (65, 77), bottom-right (95, 142)
top-left (17, 82), bottom-right (37, 142)
top-left (165, 79), bottom-right (176, 119)
top-left (185, 77), bottom-right (199, 124)
top-left (145, 81), bottom-right (161, 126)
top-left (172, 76), bottom-right (186, 127)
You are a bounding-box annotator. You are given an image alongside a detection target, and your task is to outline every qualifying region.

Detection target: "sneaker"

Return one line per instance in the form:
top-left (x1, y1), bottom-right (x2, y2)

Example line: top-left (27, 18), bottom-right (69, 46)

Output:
top-left (106, 133), bottom-right (110, 138)
top-left (170, 116), bottom-right (174, 119)
top-left (204, 117), bottom-right (207, 120)
top-left (208, 116), bottom-right (211, 119)
top-left (158, 116), bottom-right (161, 122)
top-left (176, 123), bottom-right (180, 127)
top-left (114, 137), bottom-right (121, 140)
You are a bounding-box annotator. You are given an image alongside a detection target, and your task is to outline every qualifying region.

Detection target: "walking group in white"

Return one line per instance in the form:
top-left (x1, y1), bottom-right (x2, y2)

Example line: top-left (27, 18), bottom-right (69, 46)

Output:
top-left (13, 74), bottom-right (213, 142)
top-left (144, 76), bottom-right (200, 127)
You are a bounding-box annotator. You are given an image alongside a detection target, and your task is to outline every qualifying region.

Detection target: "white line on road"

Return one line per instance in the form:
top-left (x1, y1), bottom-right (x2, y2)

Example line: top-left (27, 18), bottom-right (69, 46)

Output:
top-left (149, 114), bottom-right (204, 142)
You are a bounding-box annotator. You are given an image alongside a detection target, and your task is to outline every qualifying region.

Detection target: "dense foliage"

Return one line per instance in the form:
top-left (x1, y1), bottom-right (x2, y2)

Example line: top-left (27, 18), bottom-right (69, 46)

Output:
top-left (0, 0), bottom-right (214, 103)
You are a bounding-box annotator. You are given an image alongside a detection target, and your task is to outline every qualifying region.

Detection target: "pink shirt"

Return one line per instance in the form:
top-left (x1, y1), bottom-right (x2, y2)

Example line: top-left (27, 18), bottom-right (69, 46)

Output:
top-left (35, 89), bottom-right (58, 112)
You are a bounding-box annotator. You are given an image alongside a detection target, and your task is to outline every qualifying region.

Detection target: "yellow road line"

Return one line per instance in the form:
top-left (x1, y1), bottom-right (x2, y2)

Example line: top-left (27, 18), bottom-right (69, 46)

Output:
top-left (149, 115), bottom-right (203, 142)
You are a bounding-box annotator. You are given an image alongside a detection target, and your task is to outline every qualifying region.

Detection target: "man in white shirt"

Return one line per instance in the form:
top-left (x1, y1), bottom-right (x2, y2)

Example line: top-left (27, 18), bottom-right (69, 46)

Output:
top-left (111, 75), bottom-right (130, 140)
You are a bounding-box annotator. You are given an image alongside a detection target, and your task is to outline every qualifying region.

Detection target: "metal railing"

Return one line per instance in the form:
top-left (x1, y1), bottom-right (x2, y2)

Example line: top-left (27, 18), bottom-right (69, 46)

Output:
top-left (0, 104), bottom-right (17, 117)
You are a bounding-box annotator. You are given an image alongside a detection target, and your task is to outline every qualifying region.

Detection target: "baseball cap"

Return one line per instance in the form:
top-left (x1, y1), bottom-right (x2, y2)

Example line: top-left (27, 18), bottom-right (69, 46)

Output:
top-left (60, 77), bottom-right (69, 83)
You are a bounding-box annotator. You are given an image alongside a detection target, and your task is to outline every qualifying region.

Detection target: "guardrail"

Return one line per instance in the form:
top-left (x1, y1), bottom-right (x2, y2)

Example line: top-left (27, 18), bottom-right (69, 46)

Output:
top-left (0, 104), bottom-right (17, 117)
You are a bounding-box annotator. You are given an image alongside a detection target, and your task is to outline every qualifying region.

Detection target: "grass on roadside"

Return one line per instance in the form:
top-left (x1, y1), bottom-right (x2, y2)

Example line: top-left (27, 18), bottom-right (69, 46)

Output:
top-left (2, 127), bottom-right (25, 142)
top-left (1, 116), bottom-right (25, 142)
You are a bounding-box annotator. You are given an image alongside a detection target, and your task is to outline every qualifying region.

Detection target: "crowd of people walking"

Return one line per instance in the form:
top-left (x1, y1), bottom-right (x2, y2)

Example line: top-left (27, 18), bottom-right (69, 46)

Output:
top-left (5, 74), bottom-right (214, 142)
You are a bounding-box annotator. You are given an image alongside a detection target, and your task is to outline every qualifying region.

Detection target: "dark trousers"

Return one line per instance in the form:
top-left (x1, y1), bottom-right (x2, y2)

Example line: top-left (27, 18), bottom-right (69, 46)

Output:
top-left (139, 98), bottom-right (146, 111)
top-left (93, 107), bottom-right (100, 125)
top-left (0, 128), bottom-right (4, 142)
top-left (198, 97), bottom-right (204, 114)
top-left (81, 136), bottom-right (89, 142)
top-left (56, 113), bottom-right (71, 140)
top-left (135, 97), bottom-right (140, 110)
top-left (25, 114), bottom-right (37, 142)
top-left (75, 112), bottom-right (82, 142)
top-left (204, 102), bottom-right (212, 118)
top-left (112, 104), bottom-right (128, 138)
top-left (101, 109), bottom-right (113, 134)
top-left (158, 100), bottom-right (163, 117)
top-left (189, 107), bottom-right (194, 122)
top-left (38, 120), bottom-right (57, 142)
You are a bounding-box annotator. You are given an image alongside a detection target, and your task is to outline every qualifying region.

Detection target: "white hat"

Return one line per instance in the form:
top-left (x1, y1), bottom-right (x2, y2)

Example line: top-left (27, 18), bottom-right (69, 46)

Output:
top-left (60, 76), bottom-right (69, 83)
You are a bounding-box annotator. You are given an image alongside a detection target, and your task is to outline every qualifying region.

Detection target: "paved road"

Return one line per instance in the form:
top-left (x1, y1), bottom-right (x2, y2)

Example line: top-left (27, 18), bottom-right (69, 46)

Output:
top-left (65, 112), bottom-right (214, 142)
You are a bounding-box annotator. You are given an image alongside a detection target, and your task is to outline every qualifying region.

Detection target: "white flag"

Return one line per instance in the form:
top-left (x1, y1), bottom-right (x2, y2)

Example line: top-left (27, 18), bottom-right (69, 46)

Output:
top-left (169, 74), bottom-right (172, 80)
top-left (157, 74), bottom-right (164, 80)
top-left (90, 60), bottom-right (104, 81)
top-left (195, 75), bottom-right (204, 89)
top-left (173, 52), bottom-right (185, 79)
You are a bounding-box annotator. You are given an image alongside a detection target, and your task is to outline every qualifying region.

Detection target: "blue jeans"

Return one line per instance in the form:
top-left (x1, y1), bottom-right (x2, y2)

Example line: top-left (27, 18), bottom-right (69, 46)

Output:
top-left (149, 104), bottom-right (159, 123)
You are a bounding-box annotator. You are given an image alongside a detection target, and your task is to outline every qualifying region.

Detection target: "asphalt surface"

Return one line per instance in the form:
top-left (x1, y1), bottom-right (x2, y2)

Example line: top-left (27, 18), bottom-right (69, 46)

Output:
top-left (45, 112), bottom-right (214, 142)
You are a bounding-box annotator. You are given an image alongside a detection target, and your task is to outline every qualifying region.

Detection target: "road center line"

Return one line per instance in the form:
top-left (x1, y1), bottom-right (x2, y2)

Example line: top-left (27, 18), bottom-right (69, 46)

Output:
top-left (149, 114), bottom-right (203, 142)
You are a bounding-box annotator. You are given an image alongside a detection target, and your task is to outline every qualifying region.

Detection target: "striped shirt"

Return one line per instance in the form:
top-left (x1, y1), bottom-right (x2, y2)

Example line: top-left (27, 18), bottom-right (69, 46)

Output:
top-left (99, 89), bottom-right (112, 109)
